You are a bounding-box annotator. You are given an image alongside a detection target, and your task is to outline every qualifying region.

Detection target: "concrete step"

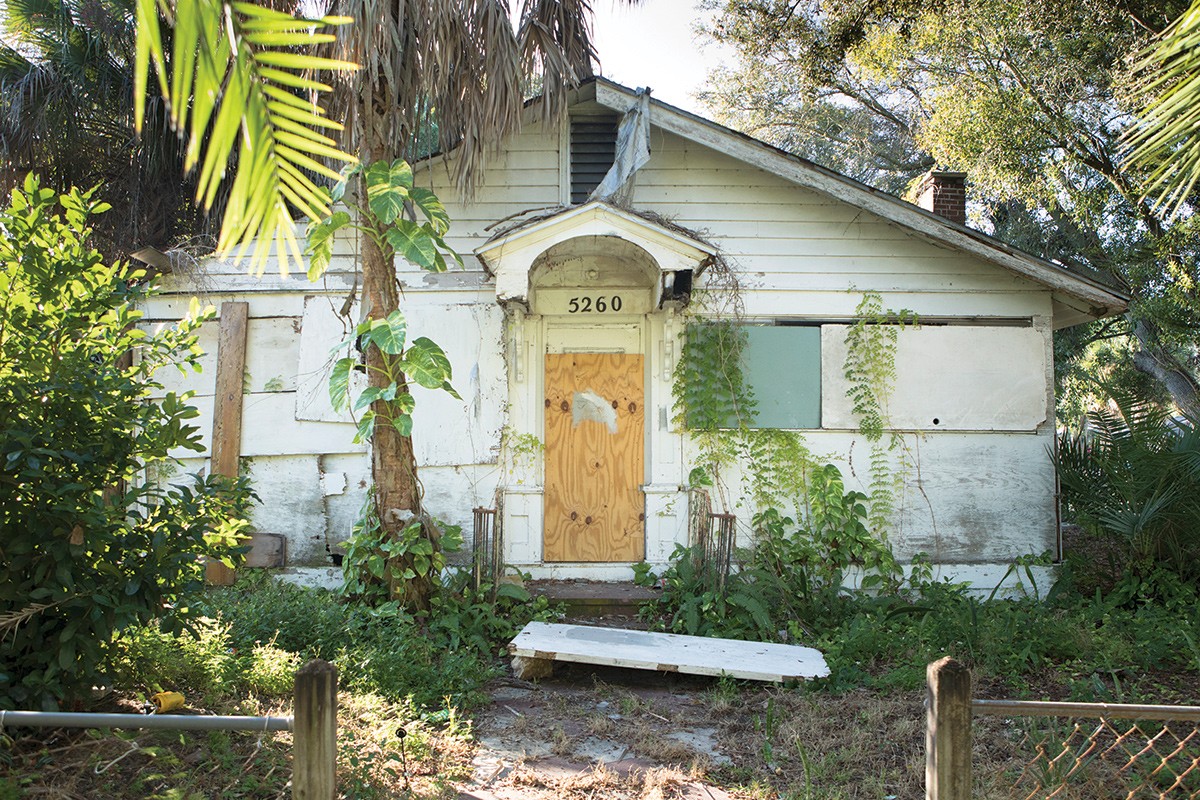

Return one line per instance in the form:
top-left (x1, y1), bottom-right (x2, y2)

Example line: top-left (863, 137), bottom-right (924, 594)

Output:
top-left (527, 579), bottom-right (660, 617)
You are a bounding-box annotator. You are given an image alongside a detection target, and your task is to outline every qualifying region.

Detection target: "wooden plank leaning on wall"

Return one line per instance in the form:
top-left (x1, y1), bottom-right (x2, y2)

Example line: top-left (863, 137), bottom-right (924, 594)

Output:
top-left (205, 301), bottom-right (248, 586)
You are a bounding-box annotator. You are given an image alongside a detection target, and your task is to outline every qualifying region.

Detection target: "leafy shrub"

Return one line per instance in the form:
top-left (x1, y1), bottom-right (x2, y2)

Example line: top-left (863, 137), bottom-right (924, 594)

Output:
top-left (109, 618), bottom-right (239, 701)
top-left (246, 641), bottom-right (302, 696)
top-left (647, 463), bottom-right (899, 640)
top-left (644, 455), bottom-right (1200, 691)
top-left (0, 177), bottom-right (253, 709)
top-left (337, 495), bottom-right (464, 604)
top-left (197, 570), bottom-right (559, 710)
top-left (1056, 387), bottom-right (1200, 593)
top-left (200, 574), bottom-right (355, 660)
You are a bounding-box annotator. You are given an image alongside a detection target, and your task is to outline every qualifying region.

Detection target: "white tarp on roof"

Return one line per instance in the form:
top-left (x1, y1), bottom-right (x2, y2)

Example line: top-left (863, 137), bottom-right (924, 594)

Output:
top-left (589, 88), bottom-right (652, 205)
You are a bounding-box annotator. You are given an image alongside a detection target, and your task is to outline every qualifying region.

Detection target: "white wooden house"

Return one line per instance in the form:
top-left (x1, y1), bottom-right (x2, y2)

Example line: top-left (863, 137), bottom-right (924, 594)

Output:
top-left (143, 78), bottom-right (1127, 589)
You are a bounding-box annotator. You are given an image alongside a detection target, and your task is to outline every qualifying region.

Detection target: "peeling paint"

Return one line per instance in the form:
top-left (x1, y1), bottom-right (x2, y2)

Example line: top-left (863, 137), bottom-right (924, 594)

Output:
top-left (320, 471), bottom-right (347, 496)
top-left (572, 389), bottom-right (618, 433)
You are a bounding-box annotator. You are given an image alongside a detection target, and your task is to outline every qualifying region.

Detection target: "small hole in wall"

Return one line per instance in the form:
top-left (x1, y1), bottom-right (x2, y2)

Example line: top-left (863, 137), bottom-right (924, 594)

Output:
top-left (932, 418), bottom-right (940, 425)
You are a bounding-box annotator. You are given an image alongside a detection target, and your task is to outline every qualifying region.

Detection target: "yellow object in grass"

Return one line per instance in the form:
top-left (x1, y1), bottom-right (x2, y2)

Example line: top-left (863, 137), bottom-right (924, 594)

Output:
top-left (151, 691), bottom-right (185, 713)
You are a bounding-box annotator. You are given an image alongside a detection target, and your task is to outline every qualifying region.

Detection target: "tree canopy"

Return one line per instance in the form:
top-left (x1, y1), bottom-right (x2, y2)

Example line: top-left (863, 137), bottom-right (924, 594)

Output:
top-left (703, 0), bottom-right (1200, 419)
top-left (0, 0), bottom-right (221, 259)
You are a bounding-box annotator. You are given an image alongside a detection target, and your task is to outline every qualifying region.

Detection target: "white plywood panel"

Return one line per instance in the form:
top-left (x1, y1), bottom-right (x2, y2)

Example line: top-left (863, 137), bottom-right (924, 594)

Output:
top-left (242, 455), bottom-right (329, 565)
top-left (152, 317), bottom-right (301, 397)
top-left (888, 431), bottom-right (1058, 562)
top-left (509, 622), bottom-right (829, 682)
top-left (407, 302), bottom-right (508, 467)
top-left (319, 453), bottom-right (373, 550)
top-left (821, 326), bottom-right (1048, 432)
top-left (294, 295), bottom-right (363, 424)
top-left (293, 295), bottom-right (506, 466)
top-left (693, 429), bottom-right (1057, 564)
top-left (169, 392), bottom-right (363, 460)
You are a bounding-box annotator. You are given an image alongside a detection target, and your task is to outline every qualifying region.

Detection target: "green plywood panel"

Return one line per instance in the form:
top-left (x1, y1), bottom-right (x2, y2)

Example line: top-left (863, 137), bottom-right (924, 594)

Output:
top-left (743, 326), bottom-right (821, 429)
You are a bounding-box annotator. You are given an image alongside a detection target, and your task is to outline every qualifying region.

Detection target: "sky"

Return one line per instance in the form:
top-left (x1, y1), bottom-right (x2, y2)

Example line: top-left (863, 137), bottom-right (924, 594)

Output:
top-left (589, 0), bottom-right (736, 116)
top-left (0, 0), bottom-right (735, 116)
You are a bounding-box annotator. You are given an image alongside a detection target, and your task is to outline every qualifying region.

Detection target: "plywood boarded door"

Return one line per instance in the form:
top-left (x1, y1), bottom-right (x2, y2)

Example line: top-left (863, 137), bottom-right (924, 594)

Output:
top-left (544, 353), bottom-right (644, 561)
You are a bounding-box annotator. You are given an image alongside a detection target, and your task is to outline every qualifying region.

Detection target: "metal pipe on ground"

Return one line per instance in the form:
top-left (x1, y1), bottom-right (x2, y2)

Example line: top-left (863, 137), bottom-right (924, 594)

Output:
top-left (0, 710), bottom-right (292, 732)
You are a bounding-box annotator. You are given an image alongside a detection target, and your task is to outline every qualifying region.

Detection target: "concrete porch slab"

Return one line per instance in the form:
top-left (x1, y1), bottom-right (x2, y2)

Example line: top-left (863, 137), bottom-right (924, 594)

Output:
top-left (527, 580), bottom-right (660, 617)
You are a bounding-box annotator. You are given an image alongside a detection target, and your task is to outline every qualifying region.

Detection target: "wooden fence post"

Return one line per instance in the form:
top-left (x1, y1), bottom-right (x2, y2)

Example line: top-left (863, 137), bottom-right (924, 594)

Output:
top-left (293, 659), bottom-right (337, 799)
top-left (926, 656), bottom-right (972, 800)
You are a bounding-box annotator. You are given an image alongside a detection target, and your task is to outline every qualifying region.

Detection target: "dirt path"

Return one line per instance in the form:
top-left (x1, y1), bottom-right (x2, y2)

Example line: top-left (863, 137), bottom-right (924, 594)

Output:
top-left (456, 663), bottom-right (751, 800)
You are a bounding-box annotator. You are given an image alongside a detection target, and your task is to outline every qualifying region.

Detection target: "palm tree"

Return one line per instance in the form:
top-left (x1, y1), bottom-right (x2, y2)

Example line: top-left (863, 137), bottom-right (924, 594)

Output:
top-left (323, 0), bottom-right (606, 607)
top-left (135, 0), bottom-right (619, 607)
top-left (1, 0), bottom-right (216, 258)
top-left (1126, 1), bottom-right (1200, 216)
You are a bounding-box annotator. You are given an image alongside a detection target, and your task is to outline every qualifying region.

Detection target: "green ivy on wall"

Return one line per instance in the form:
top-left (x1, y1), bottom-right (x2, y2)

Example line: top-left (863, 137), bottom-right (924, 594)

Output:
top-left (671, 289), bottom-right (917, 577)
top-left (842, 292), bottom-right (919, 535)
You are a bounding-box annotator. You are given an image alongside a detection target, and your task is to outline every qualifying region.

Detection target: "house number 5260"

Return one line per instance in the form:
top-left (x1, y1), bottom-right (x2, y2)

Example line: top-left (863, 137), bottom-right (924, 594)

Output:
top-left (567, 295), bottom-right (623, 313)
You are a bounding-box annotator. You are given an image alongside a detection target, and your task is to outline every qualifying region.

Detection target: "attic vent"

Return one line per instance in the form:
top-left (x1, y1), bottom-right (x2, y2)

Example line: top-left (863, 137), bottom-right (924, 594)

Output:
top-left (570, 116), bottom-right (618, 204)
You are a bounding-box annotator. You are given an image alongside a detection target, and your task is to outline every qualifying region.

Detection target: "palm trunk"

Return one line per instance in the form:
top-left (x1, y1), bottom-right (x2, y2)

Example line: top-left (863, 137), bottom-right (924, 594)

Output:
top-left (357, 86), bottom-right (433, 610)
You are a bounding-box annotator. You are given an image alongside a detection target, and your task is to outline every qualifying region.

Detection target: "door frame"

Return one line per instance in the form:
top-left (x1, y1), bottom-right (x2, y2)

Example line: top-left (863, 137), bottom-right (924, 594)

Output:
top-left (539, 317), bottom-right (648, 563)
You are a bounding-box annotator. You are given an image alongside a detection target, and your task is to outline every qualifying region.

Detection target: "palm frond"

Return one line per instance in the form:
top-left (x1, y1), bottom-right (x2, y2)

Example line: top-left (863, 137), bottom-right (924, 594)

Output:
top-left (1124, 0), bottom-right (1200, 217)
top-left (135, 0), bottom-right (358, 275)
top-left (318, 0), bottom-right (619, 199)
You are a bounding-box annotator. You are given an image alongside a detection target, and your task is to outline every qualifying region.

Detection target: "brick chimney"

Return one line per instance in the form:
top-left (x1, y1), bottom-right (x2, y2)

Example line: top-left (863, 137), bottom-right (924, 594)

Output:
top-left (916, 169), bottom-right (967, 225)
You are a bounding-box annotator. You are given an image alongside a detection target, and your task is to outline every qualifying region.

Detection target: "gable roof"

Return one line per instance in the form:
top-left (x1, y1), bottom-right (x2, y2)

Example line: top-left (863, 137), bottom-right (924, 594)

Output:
top-left (577, 78), bottom-right (1127, 328)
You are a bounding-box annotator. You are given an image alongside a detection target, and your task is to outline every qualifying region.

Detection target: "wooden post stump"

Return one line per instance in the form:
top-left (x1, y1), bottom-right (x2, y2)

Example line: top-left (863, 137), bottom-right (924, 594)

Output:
top-left (293, 659), bottom-right (337, 799)
top-left (926, 656), bottom-right (972, 800)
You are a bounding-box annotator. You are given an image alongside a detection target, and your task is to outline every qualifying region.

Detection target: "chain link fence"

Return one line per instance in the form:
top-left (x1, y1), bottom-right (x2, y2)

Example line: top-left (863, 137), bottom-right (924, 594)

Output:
top-left (927, 658), bottom-right (1200, 800)
top-left (978, 706), bottom-right (1200, 799)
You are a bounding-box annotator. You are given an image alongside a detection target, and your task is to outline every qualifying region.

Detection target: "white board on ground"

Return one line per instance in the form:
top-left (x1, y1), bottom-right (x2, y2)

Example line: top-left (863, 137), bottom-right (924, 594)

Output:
top-left (508, 622), bottom-right (829, 683)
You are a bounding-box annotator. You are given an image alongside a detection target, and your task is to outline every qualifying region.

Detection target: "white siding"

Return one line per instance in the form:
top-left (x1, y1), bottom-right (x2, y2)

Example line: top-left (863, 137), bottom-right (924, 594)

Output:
top-left (634, 131), bottom-right (1050, 318)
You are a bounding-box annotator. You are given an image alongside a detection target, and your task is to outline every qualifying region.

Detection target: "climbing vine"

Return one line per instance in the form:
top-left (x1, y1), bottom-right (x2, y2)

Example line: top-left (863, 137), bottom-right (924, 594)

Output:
top-left (499, 428), bottom-right (544, 484)
top-left (671, 320), bottom-right (753, 507)
top-left (842, 291), bottom-right (919, 535)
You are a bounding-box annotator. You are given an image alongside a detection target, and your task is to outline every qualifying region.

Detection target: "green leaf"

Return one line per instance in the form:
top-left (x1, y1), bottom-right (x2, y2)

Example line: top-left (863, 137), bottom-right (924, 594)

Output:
top-left (354, 386), bottom-right (383, 411)
top-left (496, 582), bottom-right (531, 602)
top-left (329, 357), bottom-right (354, 411)
top-left (354, 411), bottom-right (376, 443)
top-left (385, 219), bottom-right (438, 271)
top-left (392, 392), bottom-right (416, 415)
top-left (391, 413), bottom-right (413, 436)
top-left (305, 211), bottom-right (350, 281)
top-left (402, 337), bottom-right (454, 391)
top-left (366, 311), bottom-right (407, 355)
top-left (409, 187), bottom-right (451, 235)
top-left (365, 161), bottom-right (414, 224)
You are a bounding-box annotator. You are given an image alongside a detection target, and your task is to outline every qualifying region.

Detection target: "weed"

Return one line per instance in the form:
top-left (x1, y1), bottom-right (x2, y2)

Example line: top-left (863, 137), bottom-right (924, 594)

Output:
top-left (709, 675), bottom-right (740, 712)
top-left (245, 640), bottom-right (301, 696)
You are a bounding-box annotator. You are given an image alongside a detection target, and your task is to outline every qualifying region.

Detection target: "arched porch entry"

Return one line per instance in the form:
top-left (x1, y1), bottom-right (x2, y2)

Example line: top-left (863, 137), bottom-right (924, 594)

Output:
top-left (476, 202), bottom-right (716, 573)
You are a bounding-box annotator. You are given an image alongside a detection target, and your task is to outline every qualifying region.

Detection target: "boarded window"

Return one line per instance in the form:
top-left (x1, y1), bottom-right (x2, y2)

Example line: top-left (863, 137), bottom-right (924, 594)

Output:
top-left (820, 325), bottom-right (1046, 431)
top-left (681, 323), bottom-right (821, 430)
top-left (743, 326), bottom-right (821, 429)
top-left (570, 116), bottom-right (618, 203)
